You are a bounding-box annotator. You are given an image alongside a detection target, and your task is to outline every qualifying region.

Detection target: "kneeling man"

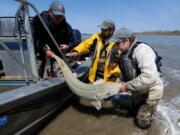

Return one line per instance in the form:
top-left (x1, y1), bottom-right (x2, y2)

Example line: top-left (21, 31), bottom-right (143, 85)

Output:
top-left (112, 27), bottom-right (163, 129)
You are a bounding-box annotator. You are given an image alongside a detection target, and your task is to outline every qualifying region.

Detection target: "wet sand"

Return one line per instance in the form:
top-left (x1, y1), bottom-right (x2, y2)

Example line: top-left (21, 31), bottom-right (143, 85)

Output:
top-left (38, 74), bottom-right (175, 135)
top-left (38, 96), bottom-right (163, 135)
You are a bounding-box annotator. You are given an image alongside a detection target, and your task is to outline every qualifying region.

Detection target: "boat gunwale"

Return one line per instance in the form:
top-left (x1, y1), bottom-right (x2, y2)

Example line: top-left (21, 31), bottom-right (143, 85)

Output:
top-left (0, 59), bottom-right (91, 114)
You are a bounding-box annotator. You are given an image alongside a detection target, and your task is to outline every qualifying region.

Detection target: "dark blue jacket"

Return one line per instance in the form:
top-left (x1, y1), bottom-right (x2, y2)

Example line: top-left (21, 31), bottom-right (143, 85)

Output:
top-left (31, 11), bottom-right (76, 56)
top-left (72, 29), bottom-right (82, 47)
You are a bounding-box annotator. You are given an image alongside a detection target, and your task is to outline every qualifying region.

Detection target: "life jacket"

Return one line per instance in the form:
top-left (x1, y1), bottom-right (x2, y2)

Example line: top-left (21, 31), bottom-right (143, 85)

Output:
top-left (119, 42), bottom-right (162, 82)
top-left (74, 33), bottom-right (121, 83)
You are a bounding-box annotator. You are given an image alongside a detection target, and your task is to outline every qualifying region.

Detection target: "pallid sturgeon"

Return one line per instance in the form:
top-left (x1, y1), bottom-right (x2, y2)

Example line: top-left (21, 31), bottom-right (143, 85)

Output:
top-left (53, 55), bottom-right (122, 110)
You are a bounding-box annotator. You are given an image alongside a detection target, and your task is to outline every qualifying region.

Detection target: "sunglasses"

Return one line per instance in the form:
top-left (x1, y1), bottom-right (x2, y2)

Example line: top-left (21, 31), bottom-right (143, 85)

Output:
top-left (101, 28), bottom-right (111, 31)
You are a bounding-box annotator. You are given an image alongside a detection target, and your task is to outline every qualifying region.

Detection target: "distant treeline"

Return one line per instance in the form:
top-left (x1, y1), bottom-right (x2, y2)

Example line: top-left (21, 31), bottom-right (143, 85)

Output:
top-left (1, 18), bottom-right (179, 36)
top-left (83, 30), bottom-right (180, 36)
top-left (82, 33), bottom-right (92, 36)
top-left (134, 30), bottom-right (180, 35)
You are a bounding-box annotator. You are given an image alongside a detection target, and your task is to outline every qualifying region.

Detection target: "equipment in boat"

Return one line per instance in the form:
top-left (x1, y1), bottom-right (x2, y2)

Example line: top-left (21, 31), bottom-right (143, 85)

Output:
top-left (0, 0), bottom-right (90, 134)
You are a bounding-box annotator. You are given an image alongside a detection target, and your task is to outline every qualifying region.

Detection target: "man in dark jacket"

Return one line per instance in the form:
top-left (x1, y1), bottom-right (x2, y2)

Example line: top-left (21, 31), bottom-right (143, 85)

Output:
top-left (72, 29), bottom-right (82, 47)
top-left (31, 1), bottom-right (76, 78)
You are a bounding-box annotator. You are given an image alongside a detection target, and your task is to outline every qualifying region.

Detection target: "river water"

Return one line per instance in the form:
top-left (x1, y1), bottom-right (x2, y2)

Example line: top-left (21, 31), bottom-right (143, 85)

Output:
top-left (39, 35), bottom-right (180, 135)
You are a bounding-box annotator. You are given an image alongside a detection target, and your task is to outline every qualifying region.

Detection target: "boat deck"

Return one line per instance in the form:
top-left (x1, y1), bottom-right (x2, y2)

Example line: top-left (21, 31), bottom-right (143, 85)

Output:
top-left (0, 86), bottom-right (20, 94)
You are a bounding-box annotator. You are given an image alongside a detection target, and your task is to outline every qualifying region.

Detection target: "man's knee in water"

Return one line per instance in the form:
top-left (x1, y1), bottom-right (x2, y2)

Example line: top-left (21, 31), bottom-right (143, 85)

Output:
top-left (135, 100), bottom-right (159, 129)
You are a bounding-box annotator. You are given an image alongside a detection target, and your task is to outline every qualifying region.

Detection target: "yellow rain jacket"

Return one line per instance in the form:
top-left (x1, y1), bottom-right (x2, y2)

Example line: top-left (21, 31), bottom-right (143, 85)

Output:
top-left (74, 33), bottom-right (121, 83)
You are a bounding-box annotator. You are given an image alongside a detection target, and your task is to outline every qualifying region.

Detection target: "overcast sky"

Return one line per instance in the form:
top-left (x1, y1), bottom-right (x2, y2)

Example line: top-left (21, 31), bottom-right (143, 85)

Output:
top-left (1, 0), bottom-right (180, 33)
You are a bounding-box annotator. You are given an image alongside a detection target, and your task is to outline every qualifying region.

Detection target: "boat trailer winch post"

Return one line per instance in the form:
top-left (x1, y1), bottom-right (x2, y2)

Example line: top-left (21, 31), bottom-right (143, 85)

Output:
top-left (15, 0), bottom-right (74, 72)
top-left (15, 2), bottom-right (40, 82)
top-left (15, 3), bottom-right (30, 84)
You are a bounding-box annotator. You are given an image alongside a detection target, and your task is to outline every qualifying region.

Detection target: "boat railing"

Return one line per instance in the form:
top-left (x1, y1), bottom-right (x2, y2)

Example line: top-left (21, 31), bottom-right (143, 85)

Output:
top-left (0, 16), bottom-right (32, 38)
top-left (0, 41), bottom-right (39, 83)
top-left (0, 16), bottom-right (39, 85)
top-left (0, 2), bottom-right (39, 84)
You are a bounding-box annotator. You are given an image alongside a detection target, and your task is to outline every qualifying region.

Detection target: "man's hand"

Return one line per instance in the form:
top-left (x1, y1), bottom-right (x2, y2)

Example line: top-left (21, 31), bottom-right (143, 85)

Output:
top-left (66, 51), bottom-right (79, 57)
top-left (119, 82), bottom-right (127, 92)
top-left (59, 44), bottom-right (69, 51)
top-left (44, 49), bottom-right (54, 59)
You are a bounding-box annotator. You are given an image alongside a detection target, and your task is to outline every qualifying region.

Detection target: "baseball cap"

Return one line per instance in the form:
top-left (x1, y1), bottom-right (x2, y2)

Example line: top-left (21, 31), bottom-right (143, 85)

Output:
top-left (49, 1), bottom-right (65, 16)
top-left (111, 27), bottom-right (135, 42)
top-left (98, 19), bottom-right (115, 30)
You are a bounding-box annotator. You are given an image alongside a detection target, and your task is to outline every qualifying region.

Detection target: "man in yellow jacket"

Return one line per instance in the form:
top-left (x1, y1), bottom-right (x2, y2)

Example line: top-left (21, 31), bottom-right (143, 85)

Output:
top-left (66, 19), bottom-right (121, 83)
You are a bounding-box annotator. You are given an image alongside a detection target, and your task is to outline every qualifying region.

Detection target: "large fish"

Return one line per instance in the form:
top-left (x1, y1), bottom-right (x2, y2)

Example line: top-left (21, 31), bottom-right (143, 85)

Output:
top-left (53, 55), bottom-right (122, 110)
top-left (53, 55), bottom-right (171, 135)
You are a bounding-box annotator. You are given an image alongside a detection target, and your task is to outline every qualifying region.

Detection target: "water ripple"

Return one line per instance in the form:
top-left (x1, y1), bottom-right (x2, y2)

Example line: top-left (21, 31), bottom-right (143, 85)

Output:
top-left (161, 66), bottom-right (180, 81)
top-left (156, 99), bottom-right (180, 135)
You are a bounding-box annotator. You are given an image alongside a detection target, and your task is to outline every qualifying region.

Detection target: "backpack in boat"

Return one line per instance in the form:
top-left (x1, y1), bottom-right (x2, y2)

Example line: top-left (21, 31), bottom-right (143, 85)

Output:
top-left (129, 41), bottom-right (162, 73)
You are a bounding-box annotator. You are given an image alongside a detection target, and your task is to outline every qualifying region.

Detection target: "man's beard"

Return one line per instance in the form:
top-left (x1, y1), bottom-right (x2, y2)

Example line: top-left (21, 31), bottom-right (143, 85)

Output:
top-left (101, 34), bottom-right (111, 40)
top-left (120, 48), bottom-right (128, 53)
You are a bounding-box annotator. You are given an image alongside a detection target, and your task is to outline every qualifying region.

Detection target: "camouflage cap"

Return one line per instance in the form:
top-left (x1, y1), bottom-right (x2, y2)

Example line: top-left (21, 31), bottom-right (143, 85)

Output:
top-left (98, 19), bottom-right (115, 30)
top-left (111, 27), bottom-right (135, 42)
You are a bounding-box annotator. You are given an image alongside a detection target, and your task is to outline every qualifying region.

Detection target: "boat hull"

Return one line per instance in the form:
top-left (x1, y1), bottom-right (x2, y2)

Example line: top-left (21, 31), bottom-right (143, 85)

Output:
top-left (0, 59), bottom-right (90, 135)
top-left (0, 83), bottom-right (72, 135)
